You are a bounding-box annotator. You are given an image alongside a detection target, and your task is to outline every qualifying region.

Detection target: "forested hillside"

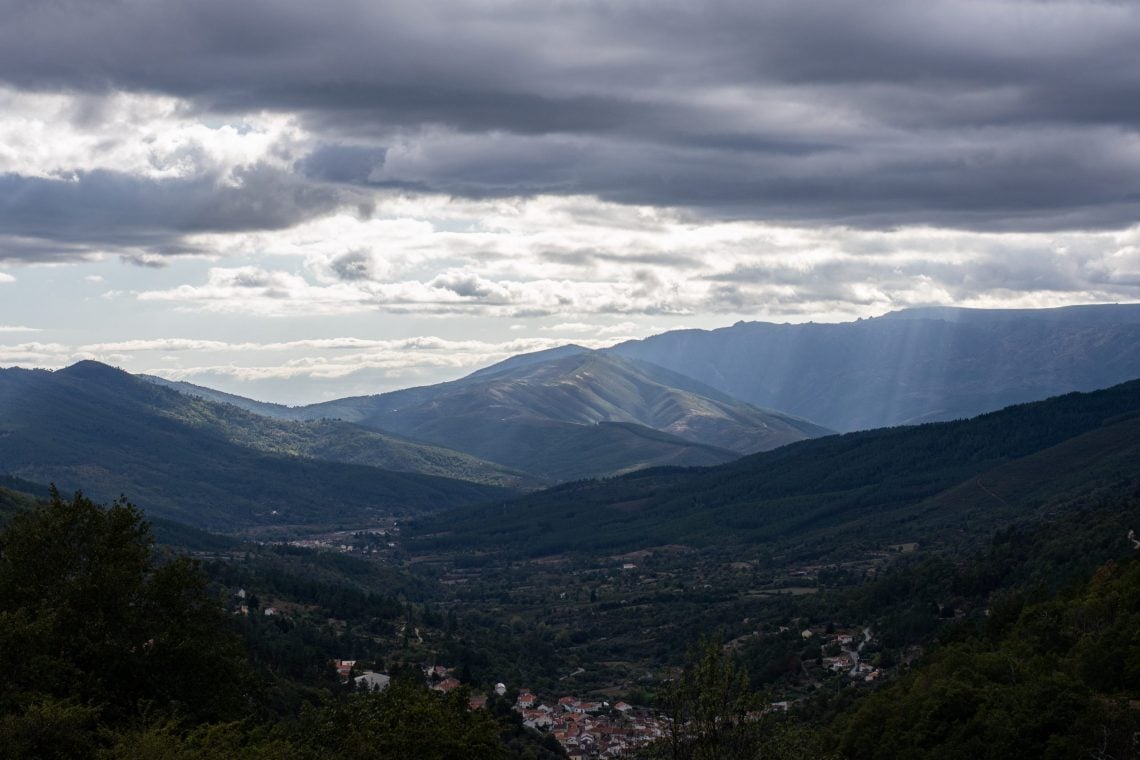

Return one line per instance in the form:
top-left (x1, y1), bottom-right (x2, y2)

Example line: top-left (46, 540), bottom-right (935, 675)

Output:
top-left (628, 492), bottom-right (1140, 759)
top-left (0, 362), bottom-right (516, 530)
top-left (410, 378), bottom-right (1140, 557)
top-left (0, 489), bottom-right (562, 759)
top-left (836, 551), bottom-right (1140, 759)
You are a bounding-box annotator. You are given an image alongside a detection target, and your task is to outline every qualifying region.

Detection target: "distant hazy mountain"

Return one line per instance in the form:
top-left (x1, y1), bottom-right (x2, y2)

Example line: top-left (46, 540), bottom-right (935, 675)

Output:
top-left (608, 303), bottom-right (1140, 432)
top-left (296, 350), bottom-right (830, 481)
top-left (0, 361), bottom-right (517, 530)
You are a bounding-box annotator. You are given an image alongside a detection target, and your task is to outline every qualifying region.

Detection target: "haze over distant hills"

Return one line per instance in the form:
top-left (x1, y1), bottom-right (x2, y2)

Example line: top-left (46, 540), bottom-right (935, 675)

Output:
top-left (608, 303), bottom-right (1140, 432)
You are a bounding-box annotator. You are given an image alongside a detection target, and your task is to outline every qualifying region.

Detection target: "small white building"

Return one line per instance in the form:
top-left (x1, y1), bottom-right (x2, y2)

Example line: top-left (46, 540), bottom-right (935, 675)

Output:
top-left (355, 671), bottom-right (391, 692)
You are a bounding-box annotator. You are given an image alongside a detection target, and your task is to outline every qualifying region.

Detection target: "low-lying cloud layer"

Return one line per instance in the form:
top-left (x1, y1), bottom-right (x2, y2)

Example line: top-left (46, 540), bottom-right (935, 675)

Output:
top-left (135, 201), bottom-right (1140, 319)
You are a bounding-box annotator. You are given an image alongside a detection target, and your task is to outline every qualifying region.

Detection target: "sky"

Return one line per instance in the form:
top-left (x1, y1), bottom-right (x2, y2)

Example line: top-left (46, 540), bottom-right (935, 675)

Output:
top-left (2, 0), bottom-right (1140, 404)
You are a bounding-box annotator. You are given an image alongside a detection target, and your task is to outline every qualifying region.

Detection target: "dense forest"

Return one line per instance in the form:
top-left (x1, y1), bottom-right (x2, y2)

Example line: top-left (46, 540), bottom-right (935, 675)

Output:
top-left (0, 489), bottom-right (560, 759)
top-left (409, 378), bottom-right (1140, 558)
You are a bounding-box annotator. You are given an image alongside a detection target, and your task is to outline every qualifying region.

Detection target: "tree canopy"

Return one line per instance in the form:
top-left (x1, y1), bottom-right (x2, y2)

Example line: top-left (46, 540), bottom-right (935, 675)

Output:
top-left (0, 488), bottom-right (251, 756)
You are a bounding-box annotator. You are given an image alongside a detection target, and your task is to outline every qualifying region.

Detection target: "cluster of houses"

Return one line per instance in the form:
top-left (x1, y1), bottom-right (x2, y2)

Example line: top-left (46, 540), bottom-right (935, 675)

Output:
top-left (510, 691), bottom-right (668, 758)
top-left (332, 660), bottom-right (667, 757)
top-left (329, 654), bottom-right (890, 756)
top-left (821, 654), bottom-right (880, 680)
top-left (229, 588), bottom-right (281, 618)
top-left (286, 527), bottom-right (399, 555)
top-left (798, 627), bottom-right (881, 681)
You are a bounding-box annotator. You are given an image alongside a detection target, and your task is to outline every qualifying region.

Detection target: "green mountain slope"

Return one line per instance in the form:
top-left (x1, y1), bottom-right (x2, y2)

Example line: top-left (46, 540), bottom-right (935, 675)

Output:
top-left (0, 362), bottom-right (515, 531)
top-left (139, 375), bottom-right (538, 490)
top-left (299, 350), bottom-right (830, 480)
top-left (609, 303), bottom-right (1140, 432)
top-left (408, 379), bottom-right (1140, 557)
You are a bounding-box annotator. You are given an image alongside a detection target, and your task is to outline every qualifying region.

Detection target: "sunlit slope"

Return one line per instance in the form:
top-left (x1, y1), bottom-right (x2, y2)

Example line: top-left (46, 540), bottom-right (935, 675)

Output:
top-left (0, 362), bottom-right (516, 530)
top-left (301, 350), bottom-right (830, 480)
top-left (609, 303), bottom-right (1140, 432)
top-left (408, 378), bottom-right (1140, 556)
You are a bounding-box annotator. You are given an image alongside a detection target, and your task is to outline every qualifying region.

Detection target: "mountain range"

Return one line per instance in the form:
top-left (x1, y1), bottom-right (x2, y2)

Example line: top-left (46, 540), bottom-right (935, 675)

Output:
top-left (2, 303), bottom-right (1139, 534)
top-left (150, 349), bottom-right (830, 482)
top-left (608, 303), bottom-right (1140, 431)
top-left (146, 305), bottom-right (1140, 478)
top-left (0, 350), bottom-right (828, 528)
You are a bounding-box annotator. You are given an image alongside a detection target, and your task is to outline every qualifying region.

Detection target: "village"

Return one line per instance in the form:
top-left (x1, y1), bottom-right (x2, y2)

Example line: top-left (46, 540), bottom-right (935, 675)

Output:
top-left (328, 617), bottom-right (883, 759)
top-left (330, 658), bottom-right (669, 757)
top-left (506, 691), bottom-right (667, 759)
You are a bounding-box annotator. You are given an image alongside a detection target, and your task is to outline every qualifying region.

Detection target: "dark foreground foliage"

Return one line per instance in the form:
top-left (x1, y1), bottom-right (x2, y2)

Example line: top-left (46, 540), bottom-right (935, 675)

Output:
top-left (2, 484), bottom-right (1138, 759)
top-left (834, 555), bottom-right (1140, 759)
top-left (0, 490), bottom-right (562, 759)
top-left (631, 552), bottom-right (1140, 760)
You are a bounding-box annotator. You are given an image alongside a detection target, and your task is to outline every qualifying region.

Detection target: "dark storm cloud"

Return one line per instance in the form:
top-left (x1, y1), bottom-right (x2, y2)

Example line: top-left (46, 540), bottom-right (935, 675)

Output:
top-left (296, 145), bottom-right (388, 184)
top-left (0, 165), bottom-right (356, 260)
top-left (0, 235), bottom-right (115, 264)
top-left (2, 0), bottom-right (1140, 235)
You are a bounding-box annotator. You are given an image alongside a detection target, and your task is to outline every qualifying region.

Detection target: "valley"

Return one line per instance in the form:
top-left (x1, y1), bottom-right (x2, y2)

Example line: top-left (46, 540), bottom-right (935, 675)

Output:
top-left (1, 305), bottom-right (1139, 758)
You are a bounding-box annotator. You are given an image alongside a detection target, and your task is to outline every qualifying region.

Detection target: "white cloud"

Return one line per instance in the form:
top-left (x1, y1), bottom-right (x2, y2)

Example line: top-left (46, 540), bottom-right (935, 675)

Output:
top-left (0, 341), bottom-right (73, 366)
top-left (0, 87), bottom-right (300, 182)
top-left (0, 272), bottom-right (14, 283)
top-left (80, 338), bottom-right (234, 353)
top-left (130, 197), bottom-right (1140, 322)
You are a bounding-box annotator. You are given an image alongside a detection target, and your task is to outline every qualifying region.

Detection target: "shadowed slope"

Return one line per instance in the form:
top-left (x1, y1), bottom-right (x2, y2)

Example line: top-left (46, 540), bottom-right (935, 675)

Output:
top-left (0, 362), bottom-right (516, 530)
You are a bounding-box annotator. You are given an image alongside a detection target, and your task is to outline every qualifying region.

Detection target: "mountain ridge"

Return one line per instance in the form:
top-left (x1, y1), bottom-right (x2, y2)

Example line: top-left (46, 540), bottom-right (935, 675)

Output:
top-left (607, 303), bottom-right (1140, 431)
top-left (293, 349), bottom-right (830, 480)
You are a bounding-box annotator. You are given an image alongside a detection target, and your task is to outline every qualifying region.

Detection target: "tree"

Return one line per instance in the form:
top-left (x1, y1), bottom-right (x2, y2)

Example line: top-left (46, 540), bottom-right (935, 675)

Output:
top-left (0, 488), bottom-right (252, 737)
top-left (297, 678), bottom-right (506, 759)
top-left (654, 639), bottom-right (759, 760)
